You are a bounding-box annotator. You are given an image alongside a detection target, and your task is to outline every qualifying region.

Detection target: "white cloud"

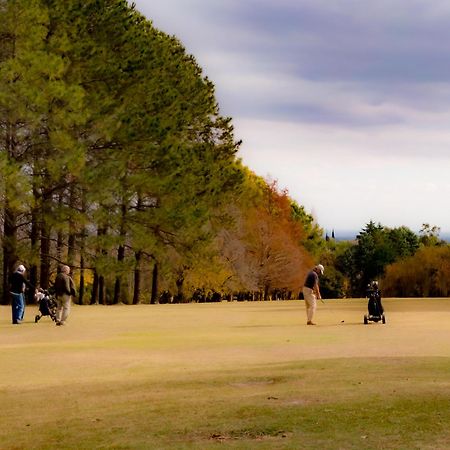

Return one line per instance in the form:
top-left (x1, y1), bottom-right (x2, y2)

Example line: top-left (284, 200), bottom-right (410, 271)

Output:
top-left (236, 118), bottom-right (450, 231)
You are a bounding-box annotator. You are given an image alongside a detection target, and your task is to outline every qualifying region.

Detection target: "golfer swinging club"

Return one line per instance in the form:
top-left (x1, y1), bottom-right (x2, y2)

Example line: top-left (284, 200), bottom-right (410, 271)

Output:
top-left (302, 264), bottom-right (324, 325)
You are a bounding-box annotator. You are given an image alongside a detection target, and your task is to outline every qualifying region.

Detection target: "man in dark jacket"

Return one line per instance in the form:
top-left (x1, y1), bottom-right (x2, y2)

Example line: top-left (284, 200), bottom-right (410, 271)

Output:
top-left (302, 264), bottom-right (324, 325)
top-left (54, 265), bottom-right (76, 326)
top-left (9, 265), bottom-right (33, 324)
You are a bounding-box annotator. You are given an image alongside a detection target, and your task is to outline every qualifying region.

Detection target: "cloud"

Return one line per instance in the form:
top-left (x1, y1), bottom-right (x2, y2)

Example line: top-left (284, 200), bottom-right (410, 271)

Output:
top-left (133, 0), bottom-right (450, 231)
top-left (139, 0), bottom-right (450, 128)
top-left (236, 118), bottom-right (450, 230)
top-left (214, 67), bottom-right (450, 131)
top-left (189, 0), bottom-right (450, 81)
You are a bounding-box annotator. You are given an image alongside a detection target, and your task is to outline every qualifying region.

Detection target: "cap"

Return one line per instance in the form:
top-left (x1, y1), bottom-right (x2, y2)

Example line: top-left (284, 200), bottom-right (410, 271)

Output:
top-left (315, 264), bottom-right (324, 275)
top-left (16, 264), bottom-right (26, 273)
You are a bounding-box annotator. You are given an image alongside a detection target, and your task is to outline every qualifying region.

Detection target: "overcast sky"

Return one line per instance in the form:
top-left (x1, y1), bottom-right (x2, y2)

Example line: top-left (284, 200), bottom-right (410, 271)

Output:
top-left (133, 0), bottom-right (450, 235)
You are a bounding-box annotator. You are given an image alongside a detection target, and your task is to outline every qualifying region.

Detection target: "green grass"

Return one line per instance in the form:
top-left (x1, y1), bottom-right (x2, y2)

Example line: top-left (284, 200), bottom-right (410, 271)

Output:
top-left (0, 299), bottom-right (449, 449)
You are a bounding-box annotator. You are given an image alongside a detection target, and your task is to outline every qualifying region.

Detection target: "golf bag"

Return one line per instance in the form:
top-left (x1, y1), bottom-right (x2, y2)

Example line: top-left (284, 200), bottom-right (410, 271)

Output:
top-left (364, 282), bottom-right (386, 324)
top-left (35, 289), bottom-right (58, 323)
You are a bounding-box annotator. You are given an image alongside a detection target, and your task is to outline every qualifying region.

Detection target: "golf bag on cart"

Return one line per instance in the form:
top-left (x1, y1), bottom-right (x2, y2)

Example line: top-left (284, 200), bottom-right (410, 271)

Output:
top-left (35, 289), bottom-right (58, 323)
top-left (364, 281), bottom-right (386, 324)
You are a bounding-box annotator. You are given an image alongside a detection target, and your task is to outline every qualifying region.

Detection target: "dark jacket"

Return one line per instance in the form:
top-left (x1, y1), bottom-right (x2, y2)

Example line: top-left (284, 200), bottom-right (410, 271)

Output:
top-left (9, 271), bottom-right (33, 294)
top-left (54, 272), bottom-right (77, 297)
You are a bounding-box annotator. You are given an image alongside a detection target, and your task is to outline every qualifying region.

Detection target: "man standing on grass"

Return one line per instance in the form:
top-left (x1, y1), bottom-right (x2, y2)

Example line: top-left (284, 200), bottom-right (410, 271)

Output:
top-left (9, 264), bottom-right (34, 324)
top-left (302, 264), bottom-right (324, 325)
top-left (54, 265), bottom-right (76, 326)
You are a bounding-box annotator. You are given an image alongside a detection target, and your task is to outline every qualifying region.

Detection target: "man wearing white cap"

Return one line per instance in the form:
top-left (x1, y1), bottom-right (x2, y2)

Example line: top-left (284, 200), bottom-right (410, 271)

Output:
top-left (9, 265), bottom-right (33, 324)
top-left (302, 264), bottom-right (324, 325)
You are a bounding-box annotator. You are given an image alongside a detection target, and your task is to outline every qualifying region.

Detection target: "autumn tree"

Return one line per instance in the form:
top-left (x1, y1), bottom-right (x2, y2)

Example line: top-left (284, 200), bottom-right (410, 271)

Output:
top-left (219, 176), bottom-right (314, 299)
top-left (382, 245), bottom-right (450, 297)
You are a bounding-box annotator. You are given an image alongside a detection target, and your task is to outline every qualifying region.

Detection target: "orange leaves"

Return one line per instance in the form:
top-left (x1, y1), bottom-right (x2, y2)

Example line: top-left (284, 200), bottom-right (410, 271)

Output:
top-left (221, 178), bottom-right (313, 294)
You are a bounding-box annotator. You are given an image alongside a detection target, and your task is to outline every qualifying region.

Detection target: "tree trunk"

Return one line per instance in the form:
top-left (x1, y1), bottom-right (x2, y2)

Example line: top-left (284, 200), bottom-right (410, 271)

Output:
top-left (113, 244), bottom-right (125, 304)
top-left (90, 270), bottom-right (99, 305)
top-left (92, 226), bottom-right (106, 304)
top-left (1, 120), bottom-right (18, 304)
top-left (99, 275), bottom-right (105, 305)
top-left (39, 230), bottom-right (51, 289)
top-left (78, 191), bottom-right (87, 305)
top-left (56, 193), bottom-right (64, 262)
top-left (67, 185), bottom-right (77, 266)
top-left (2, 205), bottom-right (16, 304)
top-left (39, 191), bottom-right (52, 289)
top-left (78, 254), bottom-right (85, 305)
top-left (133, 251), bottom-right (141, 305)
top-left (150, 262), bottom-right (158, 304)
top-left (28, 203), bottom-right (40, 303)
top-left (175, 270), bottom-right (185, 303)
top-left (113, 203), bottom-right (127, 304)
top-left (67, 233), bottom-right (76, 266)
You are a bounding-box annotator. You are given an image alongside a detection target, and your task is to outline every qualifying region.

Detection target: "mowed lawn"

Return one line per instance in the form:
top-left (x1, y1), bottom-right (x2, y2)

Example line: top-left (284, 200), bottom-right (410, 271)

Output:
top-left (0, 298), bottom-right (449, 449)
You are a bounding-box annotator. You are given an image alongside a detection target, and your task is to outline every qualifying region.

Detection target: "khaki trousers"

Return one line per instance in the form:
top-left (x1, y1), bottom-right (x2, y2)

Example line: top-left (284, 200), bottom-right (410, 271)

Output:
top-left (56, 294), bottom-right (71, 324)
top-left (302, 287), bottom-right (316, 322)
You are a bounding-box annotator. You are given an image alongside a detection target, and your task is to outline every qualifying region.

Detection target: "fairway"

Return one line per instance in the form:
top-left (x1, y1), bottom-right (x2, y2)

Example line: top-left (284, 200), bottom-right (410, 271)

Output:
top-left (0, 298), bottom-right (449, 449)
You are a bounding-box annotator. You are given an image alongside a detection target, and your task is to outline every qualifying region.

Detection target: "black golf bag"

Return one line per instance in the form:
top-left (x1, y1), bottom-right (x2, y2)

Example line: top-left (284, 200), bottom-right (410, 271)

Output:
top-left (364, 282), bottom-right (386, 324)
top-left (35, 289), bottom-right (58, 323)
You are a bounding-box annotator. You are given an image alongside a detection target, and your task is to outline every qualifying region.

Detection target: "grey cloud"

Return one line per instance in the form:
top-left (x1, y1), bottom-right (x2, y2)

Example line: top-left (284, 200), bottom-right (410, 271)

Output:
top-left (135, 0), bottom-right (450, 126)
top-left (209, 1), bottom-right (450, 84)
top-left (219, 91), bottom-right (408, 127)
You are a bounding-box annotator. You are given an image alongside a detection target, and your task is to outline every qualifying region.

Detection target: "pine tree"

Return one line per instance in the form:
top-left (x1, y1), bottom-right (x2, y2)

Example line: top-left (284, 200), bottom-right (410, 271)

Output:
top-left (1, 0), bottom-right (244, 303)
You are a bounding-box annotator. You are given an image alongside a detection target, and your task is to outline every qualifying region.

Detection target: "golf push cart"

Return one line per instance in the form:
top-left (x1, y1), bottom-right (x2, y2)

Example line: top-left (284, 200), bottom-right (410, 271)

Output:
top-left (364, 281), bottom-right (386, 324)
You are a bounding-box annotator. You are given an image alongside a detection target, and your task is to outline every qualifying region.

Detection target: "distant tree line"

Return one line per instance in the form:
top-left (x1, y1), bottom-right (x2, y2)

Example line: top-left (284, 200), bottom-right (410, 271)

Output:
top-left (319, 222), bottom-right (450, 298)
top-left (0, 0), bottom-right (319, 305)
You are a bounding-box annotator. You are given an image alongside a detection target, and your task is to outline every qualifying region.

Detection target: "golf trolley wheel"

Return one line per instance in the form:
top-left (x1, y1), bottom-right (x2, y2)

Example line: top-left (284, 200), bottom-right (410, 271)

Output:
top-left (364, 315), bottom-right (368, 325)
top-left (382, 314), bottom-right (386, 324)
